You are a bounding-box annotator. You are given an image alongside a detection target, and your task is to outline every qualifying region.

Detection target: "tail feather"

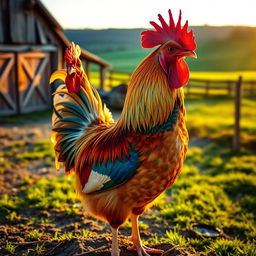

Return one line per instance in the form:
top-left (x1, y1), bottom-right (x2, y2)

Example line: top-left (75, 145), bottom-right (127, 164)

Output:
top-left (50, 70), bottom-right (114, 173)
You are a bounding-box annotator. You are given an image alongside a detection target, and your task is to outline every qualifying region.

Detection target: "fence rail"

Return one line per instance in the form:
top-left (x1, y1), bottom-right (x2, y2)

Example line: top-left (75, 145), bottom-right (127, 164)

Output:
top-left (106, 70), bottom-right (256, 96)
top-left (106, 70), bottom-right (256, 151)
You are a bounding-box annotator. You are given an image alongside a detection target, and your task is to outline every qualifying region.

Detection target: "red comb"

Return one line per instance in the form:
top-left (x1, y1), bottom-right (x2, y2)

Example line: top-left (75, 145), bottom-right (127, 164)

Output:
top-left (141, 10), bottom-right (196, 51)
top-left (64, 42), bottom-right (81, 65)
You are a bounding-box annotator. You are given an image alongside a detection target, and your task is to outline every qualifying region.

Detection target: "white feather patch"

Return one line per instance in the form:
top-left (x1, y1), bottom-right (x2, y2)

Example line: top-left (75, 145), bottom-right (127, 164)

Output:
top-left (176, 136), bottom-right (181, 150)
top-left (82, 170), bottom-right (111, 193)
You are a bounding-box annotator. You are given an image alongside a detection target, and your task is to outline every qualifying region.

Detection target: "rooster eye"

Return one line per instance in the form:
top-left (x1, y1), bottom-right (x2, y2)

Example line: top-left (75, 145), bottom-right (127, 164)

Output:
top-left (168, 47), bottom-right (175, 52)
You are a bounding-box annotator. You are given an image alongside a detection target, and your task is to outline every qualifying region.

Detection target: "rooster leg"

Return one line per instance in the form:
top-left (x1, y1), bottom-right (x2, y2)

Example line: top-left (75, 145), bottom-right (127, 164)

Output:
top-left (127, 214), bottom-right (163, 256)
top-left (111, 227), bottom-right (120, 256)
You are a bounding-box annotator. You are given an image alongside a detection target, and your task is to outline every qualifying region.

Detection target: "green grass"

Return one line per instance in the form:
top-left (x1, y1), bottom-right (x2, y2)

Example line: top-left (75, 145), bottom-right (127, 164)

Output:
top-left (0, 110), bottom-right (51, 124)
top-left (190, 71), bottom-right (256, 81)
top-left (185, 97), bottom-right (256, 146)
top-left (17, 140), bottom-right (55, 163)
top-left (5, 241), bottom-right (17, 254)
top-left (95, 38), bottom-right (256, 73)
top-left (53, 230), bottom-right (92, 240)
top-left (165, 229), bottom-right (188, 247)
top-left (0, 82), bottom-right (255, 256)
top-left (207, 238), bottom-right (255, 256)
top-left (28, 229), bottom-right (45, 240)
top-left (1, 142), bottom-right (255, 255)
top-left (24, 177), bottom-right (78, 210)
top-left (0, 176), bottom-right (78, 219)
top-left (98, 48), bottom-right (151, 72)
top-left (89, 70), bottom-right (256, 91)
top-left (156, 143), bottom-right (255, 254)
top-left (34, 243), bottom-right (45, 255)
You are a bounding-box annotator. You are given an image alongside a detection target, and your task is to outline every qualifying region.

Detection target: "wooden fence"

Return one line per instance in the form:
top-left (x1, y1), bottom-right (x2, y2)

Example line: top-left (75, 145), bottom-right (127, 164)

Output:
top-left (186, 78), bottom-right (256, 97)
top-left (106, 71), bottom-right (256, 151)
top-left (107, 70), bottom-right (256, 96)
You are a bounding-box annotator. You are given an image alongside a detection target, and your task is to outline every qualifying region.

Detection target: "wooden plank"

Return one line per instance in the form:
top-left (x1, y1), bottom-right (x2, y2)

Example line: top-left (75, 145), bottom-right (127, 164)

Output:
top-left (205, 81), bottom-right (210, 96)
top-left (18, 51), bottom-right (52, 113)
top-left (0, 53), bottom-right (16, 109)
top-left (26, 11), bottom-right (36, 43)
top-left (190, 78), bottom-right (237, 84)
top-left (19, 55), bottom-right (35, 80)
top-left (85, 61), bottom-right (90, 80)
top-left (227, 81), bottom-right (232, 96)
top-left (0, 1), bottom-right (3, 43)
top-left (108, 70), bottom-right (113, 89)
top-left (33, 55), bottom-right (49, 104)
top-left (9, 0), bottom-right (26, 43)
top-left (50, 50), bottom-right (58, 73)
top-left (0, 45), bottom-right (57, 52)
top-left (233, 76), bottom-right (242, 151)
top-left (100, 66), bottom-right (105, 90)
top-left (0, 0), bottom-right (10, 43)
top-left (250, 81), bottom-right (254, 95)
top-left (44, 27), bottom-right (57, 44)
top-left (0, 53), bottom-right (17, 114)
top-left (19, 53), bottom-right (40, 108)
top-left (36, 18), bottom-right (48, 44)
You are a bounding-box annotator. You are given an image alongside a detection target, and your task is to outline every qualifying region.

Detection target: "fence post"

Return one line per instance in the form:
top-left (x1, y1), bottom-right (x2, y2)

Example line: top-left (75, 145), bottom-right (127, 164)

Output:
top-left (205, 81), bottom-right (210, 97)
top-left (85, 61), bottom-right (90, 80)
top-left (109, 70), bottom-right (113, 89)
top-left (233, 76), bottom-right (242, 151)
top-left (250, 81), bottom-right (254, 95)
top-left (227, 81), bottom-right (232, 96)
top-left (100, 66), bottom-right (105, 91)
top-left (187, 83), bottom-right (190, 97)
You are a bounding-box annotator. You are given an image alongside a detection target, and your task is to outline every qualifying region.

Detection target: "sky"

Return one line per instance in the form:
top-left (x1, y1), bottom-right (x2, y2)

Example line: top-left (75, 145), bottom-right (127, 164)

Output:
top-left (41, 0), bottom-right (256, 29)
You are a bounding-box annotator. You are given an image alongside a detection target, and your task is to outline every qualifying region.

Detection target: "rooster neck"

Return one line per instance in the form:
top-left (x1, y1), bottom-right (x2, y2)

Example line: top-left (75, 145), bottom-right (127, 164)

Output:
top-left (117, 50), bottom-right (184, 132)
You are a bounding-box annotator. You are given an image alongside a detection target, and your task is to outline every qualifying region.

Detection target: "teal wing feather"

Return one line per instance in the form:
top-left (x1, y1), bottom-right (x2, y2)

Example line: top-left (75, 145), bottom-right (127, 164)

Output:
top-left (81, 146), bottom-right (140, 194)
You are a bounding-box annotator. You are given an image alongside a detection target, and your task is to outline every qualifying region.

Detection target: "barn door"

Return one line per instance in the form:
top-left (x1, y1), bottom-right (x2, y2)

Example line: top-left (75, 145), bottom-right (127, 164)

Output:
top-left (0, 53), bottom-right (17, 115)
top-left (17, 51), bottom-right (52, 113)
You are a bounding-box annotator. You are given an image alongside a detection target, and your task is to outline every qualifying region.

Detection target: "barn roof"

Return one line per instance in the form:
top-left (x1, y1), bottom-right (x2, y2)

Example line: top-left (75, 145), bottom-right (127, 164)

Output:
top-left (0, 0), bottom-right (111, 68)
top-left (34, 0), bottom-right (111, 68)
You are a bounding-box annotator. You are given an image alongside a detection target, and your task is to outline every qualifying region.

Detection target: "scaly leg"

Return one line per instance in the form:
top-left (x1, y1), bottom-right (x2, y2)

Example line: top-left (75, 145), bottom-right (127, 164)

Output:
top-left (127, 214), bottom-right (163, 256)
top-left (111, 227), bottom-right (120, 256)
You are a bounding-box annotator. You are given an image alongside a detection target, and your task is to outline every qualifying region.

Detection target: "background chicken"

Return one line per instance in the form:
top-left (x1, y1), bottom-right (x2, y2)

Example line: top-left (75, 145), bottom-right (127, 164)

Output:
top-left (50, 9), bottom-right (196, 256)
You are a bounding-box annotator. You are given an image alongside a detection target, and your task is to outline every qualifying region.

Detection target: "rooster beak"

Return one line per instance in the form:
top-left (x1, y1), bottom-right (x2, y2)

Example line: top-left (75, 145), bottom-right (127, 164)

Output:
top-left (67, 66), bottom-right (76, 75)
top-left (179, 50), bottom-right (197, 58)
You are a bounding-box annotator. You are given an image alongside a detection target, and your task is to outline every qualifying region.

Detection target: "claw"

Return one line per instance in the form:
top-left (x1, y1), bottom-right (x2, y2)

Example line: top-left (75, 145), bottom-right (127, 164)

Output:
top-left (127, 243), bottom-right (163, 256)
top-left (128, 214), bottom-right (164, 256)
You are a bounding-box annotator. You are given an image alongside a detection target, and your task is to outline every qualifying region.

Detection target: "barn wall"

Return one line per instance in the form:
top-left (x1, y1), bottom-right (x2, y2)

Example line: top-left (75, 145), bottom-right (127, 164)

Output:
top-left (0, 53), bottom-right (17, 115)
top-left (0, 0), bottom-right (108, 115)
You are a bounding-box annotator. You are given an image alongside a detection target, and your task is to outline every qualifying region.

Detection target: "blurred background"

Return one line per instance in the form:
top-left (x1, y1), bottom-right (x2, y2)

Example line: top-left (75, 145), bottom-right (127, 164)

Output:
top-left (0, 0), bottom-right (255, 255)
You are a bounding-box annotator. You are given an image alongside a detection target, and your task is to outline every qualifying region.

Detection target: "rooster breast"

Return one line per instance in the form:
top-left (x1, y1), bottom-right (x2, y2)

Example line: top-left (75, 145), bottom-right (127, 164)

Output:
top-left (118, 106), bottom-right (188, 213)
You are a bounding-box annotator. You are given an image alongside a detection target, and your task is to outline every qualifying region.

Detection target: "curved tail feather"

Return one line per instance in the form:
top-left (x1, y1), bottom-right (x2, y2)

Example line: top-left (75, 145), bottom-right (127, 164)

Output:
top-left (50, 70), bottom-right (114, 173)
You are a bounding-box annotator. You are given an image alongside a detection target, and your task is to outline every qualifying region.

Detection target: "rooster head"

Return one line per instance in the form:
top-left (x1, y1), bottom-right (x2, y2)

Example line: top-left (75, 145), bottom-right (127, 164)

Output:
top-left (64, 42), bottom-right (84, 93)
top-left (141, 10), bottom-right (197, 89)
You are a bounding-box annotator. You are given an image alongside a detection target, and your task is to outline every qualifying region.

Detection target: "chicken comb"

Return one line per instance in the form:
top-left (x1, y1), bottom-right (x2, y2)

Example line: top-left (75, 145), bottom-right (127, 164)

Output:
top-left (141, 10), bottom-right (196, 51)
top-left (64, 42), bottom-right (81, 65)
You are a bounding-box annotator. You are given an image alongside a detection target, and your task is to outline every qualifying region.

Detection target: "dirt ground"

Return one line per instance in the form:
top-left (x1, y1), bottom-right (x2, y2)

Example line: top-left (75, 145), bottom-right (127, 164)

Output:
top-left (0, 117), bottom-right (198, 256)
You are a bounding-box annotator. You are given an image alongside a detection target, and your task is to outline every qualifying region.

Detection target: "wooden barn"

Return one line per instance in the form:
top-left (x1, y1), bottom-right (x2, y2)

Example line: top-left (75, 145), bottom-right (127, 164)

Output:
top-left (0, 0), bottom-right (110, 116)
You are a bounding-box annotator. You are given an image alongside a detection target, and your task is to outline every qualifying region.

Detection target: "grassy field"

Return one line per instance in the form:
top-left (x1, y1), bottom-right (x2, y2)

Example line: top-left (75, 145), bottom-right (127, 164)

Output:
top-left (0, 96), bottom-right (255, 255)
top-left (96, 39), bottom-right (256, 73)
top-left (88, 70), bottom-right (256, 92)
top-left (0, 25), bottom-right (255, 255)
top-left (65, 27), bottom-right (256, 73)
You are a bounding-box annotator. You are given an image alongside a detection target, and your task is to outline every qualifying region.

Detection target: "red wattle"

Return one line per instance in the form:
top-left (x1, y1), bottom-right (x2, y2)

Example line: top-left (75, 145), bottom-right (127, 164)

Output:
top-left (168, 58), bottom-right (189, 89)
top-left (65, 74), bottom-right (82, 93)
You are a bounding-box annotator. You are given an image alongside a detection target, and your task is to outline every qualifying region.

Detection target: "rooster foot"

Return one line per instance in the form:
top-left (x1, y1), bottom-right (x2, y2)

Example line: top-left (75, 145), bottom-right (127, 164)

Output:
top-left (127, 239), bottom-right (163, 256)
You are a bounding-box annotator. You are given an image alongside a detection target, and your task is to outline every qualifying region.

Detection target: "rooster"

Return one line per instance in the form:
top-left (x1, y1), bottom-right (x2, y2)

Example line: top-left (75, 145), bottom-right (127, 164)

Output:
top-left (50, 10), bottom-right (196, 256)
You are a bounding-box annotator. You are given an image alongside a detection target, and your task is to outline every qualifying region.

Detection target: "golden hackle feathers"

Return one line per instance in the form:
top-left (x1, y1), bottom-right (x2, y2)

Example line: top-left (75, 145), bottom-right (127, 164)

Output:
top-left (117, 49), bottom-right (180, 132)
